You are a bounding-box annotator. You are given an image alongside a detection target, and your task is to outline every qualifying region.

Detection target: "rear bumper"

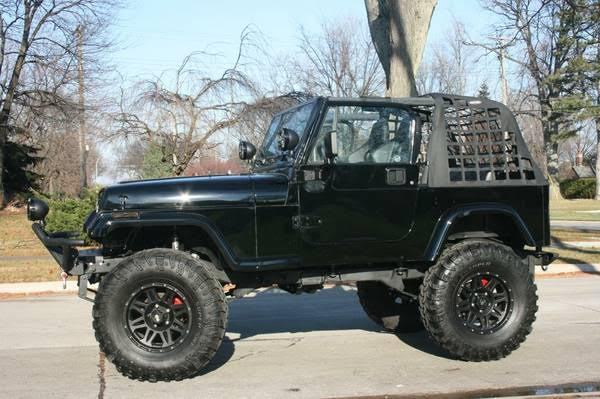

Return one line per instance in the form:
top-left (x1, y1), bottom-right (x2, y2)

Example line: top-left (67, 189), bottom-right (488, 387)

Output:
top-left (31, 223), bottom-right (84, 273)
top-left (524, 248), bottom-right (556, 267)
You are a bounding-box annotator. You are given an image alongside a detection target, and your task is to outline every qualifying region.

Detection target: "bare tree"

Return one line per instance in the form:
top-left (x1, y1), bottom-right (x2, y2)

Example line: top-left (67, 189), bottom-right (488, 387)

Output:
top-left (559, 123), bottom-right (597, 166)
top-left (417, 21), bottom-right (473, 95)
top-left (471, 0), bottom-right (598, 188)
top-left (364, 0), bottom-right (438, 96)
top-left (235, 92), bottom-right (311, 146)
top-left (0, 0), bottom-right (115, 206)
top-left (113, 32), bottom-right (262, 176)
top-left (294, 16), bottom-right (385, 97)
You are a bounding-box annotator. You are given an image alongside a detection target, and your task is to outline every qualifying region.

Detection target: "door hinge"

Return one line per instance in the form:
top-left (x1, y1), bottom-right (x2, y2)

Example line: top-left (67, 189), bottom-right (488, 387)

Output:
top-left (292, 215), bottom-right (323, 230)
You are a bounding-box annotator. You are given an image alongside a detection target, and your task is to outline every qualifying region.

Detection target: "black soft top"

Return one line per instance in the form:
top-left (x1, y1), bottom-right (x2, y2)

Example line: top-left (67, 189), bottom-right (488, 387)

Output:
top-left (323, 93), bottom-right (546, 188)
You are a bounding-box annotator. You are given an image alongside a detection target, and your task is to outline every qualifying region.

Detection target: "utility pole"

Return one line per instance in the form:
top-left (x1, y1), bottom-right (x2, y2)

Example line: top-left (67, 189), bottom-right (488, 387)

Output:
top-left (595, 40), bottom-right (600, 200)
top-left (496, 37), bottom-right (510, 106)
top-left (76, 24), bottom-right (88, 194)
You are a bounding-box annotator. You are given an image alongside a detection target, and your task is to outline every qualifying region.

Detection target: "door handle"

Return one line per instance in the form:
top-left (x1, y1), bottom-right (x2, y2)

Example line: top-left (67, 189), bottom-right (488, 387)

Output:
top-left (385, 168), bottom-right (406, 185)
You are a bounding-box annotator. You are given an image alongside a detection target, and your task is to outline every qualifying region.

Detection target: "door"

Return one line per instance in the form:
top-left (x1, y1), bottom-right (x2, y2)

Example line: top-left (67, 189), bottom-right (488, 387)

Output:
top-left (297, 103), bottom-right (420, 264)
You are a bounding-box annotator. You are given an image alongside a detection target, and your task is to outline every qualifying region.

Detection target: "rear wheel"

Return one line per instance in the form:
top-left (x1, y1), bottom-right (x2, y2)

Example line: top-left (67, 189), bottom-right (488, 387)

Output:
top-left (93, 248), bottom-right (228, 381)
top-left (419, 240), bottom-right (537, 361)
top-left (357, 280), bottom-right (423, 333)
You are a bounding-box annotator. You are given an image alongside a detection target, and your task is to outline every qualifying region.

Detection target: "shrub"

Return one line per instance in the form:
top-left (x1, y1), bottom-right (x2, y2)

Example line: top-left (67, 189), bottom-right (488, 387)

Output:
top-left (44, 188), bottom-right (99, 235)
top-left (559, 178), bottom-right (596, 199)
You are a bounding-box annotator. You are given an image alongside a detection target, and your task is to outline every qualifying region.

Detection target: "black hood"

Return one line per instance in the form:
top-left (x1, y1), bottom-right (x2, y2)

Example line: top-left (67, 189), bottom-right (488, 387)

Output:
top-left (98, 173), bottom-right (289, 211)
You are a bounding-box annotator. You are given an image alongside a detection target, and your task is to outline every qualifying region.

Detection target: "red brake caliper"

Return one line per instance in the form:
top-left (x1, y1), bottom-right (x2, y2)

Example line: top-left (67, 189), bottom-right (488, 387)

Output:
top-left (481, 278), bottom-right (489, 287)
top-left (172, 296), bottom-right (183, 306)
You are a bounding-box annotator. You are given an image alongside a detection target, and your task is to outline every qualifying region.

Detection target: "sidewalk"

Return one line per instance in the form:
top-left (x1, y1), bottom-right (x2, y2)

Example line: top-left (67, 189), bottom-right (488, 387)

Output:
top-left (551, 220), bottom-right (600, 231)
top-left (0, 264), bottom-right (597, 295)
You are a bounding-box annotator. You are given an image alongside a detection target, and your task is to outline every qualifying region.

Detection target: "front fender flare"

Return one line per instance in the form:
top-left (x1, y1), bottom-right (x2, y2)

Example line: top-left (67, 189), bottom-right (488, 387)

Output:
top-left (424, 203), bottom-right (536, 262)
top-left (98, 212), bottom-right (241, 270)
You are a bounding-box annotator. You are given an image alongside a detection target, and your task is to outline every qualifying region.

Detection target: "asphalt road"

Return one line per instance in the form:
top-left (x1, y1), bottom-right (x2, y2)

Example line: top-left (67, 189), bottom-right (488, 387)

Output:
top-left (0, 277), bottom-right (599, 399)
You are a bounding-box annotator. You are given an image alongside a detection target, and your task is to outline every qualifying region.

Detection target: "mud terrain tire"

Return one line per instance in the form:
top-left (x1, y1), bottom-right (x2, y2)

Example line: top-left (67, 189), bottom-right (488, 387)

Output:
top-left (419, 240), bottom-right (537, 361)
top-left (93, 249), bottom-right (227, 381)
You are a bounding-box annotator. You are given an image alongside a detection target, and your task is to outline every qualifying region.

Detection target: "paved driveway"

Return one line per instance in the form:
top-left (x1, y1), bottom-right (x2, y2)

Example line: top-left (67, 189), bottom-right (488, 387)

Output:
top-left (0, 277), bottom-right (599, 398)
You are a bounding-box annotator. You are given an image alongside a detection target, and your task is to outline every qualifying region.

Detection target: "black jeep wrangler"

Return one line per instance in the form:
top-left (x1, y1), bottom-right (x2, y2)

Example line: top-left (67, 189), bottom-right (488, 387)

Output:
top-left (28, 94), bottom-right (554, 381)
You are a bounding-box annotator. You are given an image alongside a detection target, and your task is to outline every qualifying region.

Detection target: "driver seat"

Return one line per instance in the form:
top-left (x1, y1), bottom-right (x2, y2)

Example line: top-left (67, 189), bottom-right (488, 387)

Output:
top-left (363, 119), bottom-right (389, 162)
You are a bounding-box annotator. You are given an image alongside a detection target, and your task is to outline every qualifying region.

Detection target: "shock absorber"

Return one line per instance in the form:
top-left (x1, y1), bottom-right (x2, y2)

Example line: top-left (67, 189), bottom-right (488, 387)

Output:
top-left (172, 234), bottom-right (181, 251)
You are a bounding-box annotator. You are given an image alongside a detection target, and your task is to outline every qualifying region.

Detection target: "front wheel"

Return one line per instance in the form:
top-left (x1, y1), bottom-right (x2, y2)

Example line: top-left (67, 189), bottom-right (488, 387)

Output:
top-left (93, 249), bottom-right (228, 382)
top-left (419, 240), bottom-right (537, 361)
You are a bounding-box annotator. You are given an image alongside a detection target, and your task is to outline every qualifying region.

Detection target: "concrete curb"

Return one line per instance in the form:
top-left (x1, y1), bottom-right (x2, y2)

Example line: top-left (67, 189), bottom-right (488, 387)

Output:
top-left (555, 241), bottom-right (600, 249)
top-left (0, 264), bottom-right (597, 295)
top-left (0, 279), bottom-right (79, 294)
top-left (537, 263), bottom-right (599, 275)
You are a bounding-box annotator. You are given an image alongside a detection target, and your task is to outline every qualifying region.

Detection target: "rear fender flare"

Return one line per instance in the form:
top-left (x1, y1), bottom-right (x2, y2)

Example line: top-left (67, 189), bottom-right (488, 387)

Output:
top-left (424, 203), bottom-right (535, 262)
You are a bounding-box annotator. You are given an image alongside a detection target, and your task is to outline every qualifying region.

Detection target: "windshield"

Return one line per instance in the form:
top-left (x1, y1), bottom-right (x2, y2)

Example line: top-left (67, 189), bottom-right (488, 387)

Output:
top-left (258, 102), bottom-right (316, 160)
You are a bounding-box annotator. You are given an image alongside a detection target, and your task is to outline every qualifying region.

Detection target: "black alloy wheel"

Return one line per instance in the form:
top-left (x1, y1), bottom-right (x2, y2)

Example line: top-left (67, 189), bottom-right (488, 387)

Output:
top-left (125, 283), bottom-right (192, 352)
top-left (454, 273), bottom-right (512, 335)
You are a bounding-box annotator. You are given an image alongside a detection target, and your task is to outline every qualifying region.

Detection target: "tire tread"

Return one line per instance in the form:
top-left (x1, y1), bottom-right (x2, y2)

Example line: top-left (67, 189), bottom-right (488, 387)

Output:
top-left (419, 240), bottom-right (537, 361)
top-left (93, 248), bottom-right (227, 382)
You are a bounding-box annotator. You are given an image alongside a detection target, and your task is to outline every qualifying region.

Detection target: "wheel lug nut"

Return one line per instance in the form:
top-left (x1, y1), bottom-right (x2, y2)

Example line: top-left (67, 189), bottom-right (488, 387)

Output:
top-left (155, 304), bottom-right (159, 308)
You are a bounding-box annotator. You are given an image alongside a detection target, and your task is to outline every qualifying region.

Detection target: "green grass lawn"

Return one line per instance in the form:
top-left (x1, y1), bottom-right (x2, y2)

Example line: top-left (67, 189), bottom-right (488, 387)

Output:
top-left (0, 212), bottom-right (48, 257)
top-left (0, 258), bottom-right (62, 283)
top-left (550, 199), bottom-right (600, 221)
top-left (0, 211), bottom-right (60, 282)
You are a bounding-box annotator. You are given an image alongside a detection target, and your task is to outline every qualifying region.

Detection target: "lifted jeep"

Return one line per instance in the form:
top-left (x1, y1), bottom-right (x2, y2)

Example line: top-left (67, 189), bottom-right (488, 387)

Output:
top-left (28, 94), bottom-right (554, 381)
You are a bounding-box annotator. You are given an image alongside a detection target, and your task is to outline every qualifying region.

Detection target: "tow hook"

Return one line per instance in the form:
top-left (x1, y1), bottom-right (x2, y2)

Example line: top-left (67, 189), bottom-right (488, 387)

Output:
top-left (60, 271), bottom-right (68, 289)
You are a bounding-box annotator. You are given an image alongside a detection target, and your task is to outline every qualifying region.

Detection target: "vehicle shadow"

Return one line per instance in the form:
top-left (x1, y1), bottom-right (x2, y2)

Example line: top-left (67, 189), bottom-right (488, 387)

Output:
top-left (393, 331), bottom-right (453, 359)
top-left (195, 336), bottom-right (236, 377)
top-left (225, 285), bottom-right (380, 338)
top-left (198, 285), bottom-right (454, 374)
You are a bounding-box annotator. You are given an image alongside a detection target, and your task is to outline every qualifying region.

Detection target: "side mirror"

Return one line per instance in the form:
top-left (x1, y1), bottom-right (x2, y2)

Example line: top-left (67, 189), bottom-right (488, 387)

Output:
top-left (238, 141), bottom-right (256, 160)
top-left (277, 128), bottom-right (299, 152)
top-left (324, 131), bottom-right (338, 160)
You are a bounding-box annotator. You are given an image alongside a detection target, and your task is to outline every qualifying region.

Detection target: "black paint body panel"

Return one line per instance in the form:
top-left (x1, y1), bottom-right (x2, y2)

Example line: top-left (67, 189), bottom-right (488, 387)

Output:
top-left (84, 94), bottom-right (550, 274)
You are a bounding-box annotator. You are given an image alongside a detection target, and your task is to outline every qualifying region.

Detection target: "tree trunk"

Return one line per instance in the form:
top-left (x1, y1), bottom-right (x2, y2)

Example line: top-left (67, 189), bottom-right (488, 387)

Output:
top-left (545, 139), bottom-right (564, 201)
top-left (596, 118), bottom-right (600, 200)
top-left (365, 0), bottom-right (437, 97)
top-left (0, 119), bottom-right (6, 207)
top-left (76, 25), bottom-right (88, 195)
top-left (0, 4), bottom-right (33, 208)
top-left (540, 100), bottom-right (564, 200)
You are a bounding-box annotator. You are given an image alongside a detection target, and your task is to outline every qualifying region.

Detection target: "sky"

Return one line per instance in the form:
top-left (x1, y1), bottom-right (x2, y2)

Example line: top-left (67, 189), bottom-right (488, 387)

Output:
top-left (100, 0), bottom-right (503, 184)
top-left (108, 0), bottom-right (501, 92)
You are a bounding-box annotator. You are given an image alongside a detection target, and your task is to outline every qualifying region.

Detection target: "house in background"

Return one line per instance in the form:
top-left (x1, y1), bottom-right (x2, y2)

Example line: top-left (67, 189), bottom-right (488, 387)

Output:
top-left (560, 151), bottom-right (596, 181)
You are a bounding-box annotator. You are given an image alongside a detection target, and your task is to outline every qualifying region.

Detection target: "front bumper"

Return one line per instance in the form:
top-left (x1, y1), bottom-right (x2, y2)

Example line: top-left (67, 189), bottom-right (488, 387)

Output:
top-left (31, 222), bottom-right (84, 273)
